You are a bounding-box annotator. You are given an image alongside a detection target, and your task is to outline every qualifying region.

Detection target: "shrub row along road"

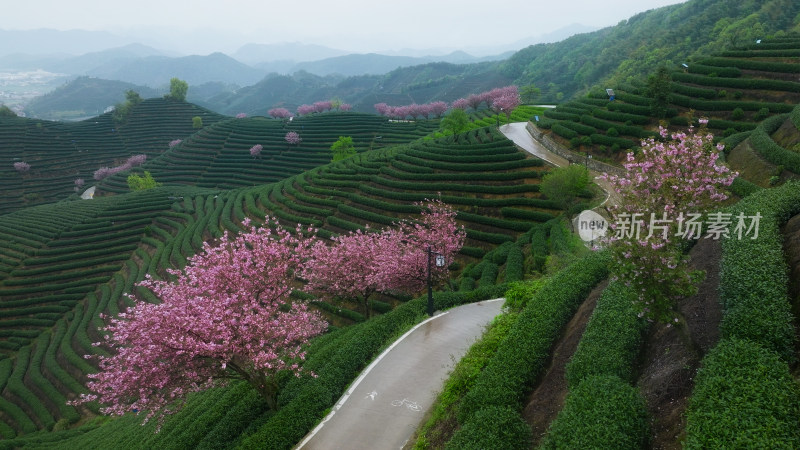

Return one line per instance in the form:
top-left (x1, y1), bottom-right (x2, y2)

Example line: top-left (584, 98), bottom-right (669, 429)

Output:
top-left (297, 299), bottom-right (504, 450)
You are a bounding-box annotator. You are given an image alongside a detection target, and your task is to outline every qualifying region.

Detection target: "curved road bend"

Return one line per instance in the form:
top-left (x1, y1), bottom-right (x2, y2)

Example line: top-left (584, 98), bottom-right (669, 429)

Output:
top-left (296, 298), bottom-right (504, 450)
top-left (500, 122), bottom-right (619, 208)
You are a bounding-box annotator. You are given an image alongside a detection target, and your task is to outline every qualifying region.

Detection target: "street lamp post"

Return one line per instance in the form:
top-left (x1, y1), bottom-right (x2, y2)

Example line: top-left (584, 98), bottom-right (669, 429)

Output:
top-left (427, 246), bottom-right (446, 317)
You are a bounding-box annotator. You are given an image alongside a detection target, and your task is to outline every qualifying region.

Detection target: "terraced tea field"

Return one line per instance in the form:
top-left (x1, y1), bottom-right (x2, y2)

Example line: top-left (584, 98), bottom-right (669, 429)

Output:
top-left (0, 97), bottom-right (563, 442)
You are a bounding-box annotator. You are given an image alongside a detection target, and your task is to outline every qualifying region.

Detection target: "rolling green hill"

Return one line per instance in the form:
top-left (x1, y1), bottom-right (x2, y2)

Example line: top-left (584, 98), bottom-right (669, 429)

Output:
top-left (24, 77), bottom-right (162, 121)
top-left (1, 4), bottom-right (799, 448)
top-left (534, 34), bottom-right (800, 188)
top-left (0, 98), bottom-right (224, 216)
top-left (0, 98), bottom-right (563, 444)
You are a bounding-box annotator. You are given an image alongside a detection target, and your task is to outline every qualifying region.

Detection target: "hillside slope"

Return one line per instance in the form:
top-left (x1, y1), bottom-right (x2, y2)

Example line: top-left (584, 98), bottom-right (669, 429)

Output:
top-left (0, 98), bottom-right (224, 215)
top-left (0, 101), bottom-right (562, 442)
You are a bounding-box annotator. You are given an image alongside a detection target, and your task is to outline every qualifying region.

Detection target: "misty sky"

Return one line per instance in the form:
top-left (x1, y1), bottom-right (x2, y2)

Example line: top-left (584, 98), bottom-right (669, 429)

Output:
top-left (3, 0), bottom-right (688, 54)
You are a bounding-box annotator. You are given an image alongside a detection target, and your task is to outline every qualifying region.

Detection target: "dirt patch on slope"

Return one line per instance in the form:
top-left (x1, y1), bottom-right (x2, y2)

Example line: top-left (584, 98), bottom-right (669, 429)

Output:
top-left (637, 237), bottom-right (723, 449)
top-left (522, 279), bottom-right (609, 446)
top-left (781, 213), bottom-right (800, 367)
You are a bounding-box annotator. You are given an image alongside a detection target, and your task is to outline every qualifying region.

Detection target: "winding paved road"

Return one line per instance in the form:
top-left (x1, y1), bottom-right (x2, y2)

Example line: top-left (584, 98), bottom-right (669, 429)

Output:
top-left (296, 299), bottom-right (504, 450)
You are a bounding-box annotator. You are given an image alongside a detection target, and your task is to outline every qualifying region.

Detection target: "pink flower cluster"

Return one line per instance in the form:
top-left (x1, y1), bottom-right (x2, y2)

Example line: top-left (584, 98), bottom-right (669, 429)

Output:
top-left (235, 112), bottom-right (247, 118)
top-left (268, 108), bottom-right (293, 119)
top-left (297, 101), bottom-right (333, 116)
top-left (13, 161), bottom-right (30, 173)
top-left (373, 101), bottom-right (448, 120)
top-left (374, 86), bottom-right (520, 120)
top-left (285, 131), bottom-right (302, 145)
top-left (71, 201), bottom-right (464, 425)
top-left (70, 219), bottom-right (327, 424)
top-left (302, 200), bottom-right (465, 317)
top-left (93, 154), bottom-right (147, 181)
top-left (249, 144), bottom-right (263, 158)
top-left (168, 139), bottom-right (183, 148)
top-left (602, 125), bottom-right (738, 321)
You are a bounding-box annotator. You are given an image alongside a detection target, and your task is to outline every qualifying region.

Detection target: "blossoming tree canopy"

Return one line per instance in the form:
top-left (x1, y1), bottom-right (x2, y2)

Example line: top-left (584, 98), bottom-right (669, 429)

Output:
top-left (69, 219), bottom-right (327, 425)
top-left (13, 161), bottom-right (30, 173)
top-left (285, 131), bottom-right (302, 145)
top-left (375, 199), bottom-right (466, 294)
top-left (602, 124), bottom-right (737, 321)
top-left (302, 200), bottom-right (465, 318)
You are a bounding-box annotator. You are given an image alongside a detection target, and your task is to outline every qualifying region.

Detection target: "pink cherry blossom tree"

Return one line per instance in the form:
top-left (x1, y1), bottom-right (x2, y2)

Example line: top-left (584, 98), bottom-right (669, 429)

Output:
top-left (69, 219), bottom-right (327, 425)
top-left (339, 103), bottom-right (352, 111)
top-left (285, 131), bottom-right (302, 145)
top-left (313, 101), bottom-right (332, 113)
top-left (168, 139), bottom-right (182, 148)
top-left (13, 161), bottom-right (30, 173)
top-left (374, 199), bottom-right (466, 295)
top-left (74, 178), bottom-right (85, 192)
top-left (302, 200), bottom-right (465, 318)
top-left (303, 229), bottom-right (391, 319)
top-left (236, 112), bottom-right (247, 118)
top-left (602, 124), bottom-right (737, 321)
top-left (492, 92), bottom-right (520, 125)
top-left (466, 94), bottom-right (483, 110)
top-left (451, 98), bottom-right (470, 110)
top-left (93, 155), bottom-right (147, 180)
top-left (250, 144), bottom-right (263, 158)
top-left (374, 103), bottom-right (390, 116)
top-left (297, 104), bottom-right (315, 116)
top-left (268, 108), bottom-right (292, 120)
top-left (428, 101), bottom-right (449, 118)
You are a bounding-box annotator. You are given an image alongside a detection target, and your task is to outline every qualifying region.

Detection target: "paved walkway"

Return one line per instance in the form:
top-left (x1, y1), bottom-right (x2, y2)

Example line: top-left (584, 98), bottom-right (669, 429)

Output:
top-left (500, 122), bottom-right (619, 208)
top-left (296, 299), bottom-right (505, 450)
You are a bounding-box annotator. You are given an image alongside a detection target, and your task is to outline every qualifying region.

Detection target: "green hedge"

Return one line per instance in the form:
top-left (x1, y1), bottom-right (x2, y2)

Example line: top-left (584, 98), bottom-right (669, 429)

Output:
top-left (565, 281), bottom-right (649, 388)
top-left (686, 63), bottom-right (742, 78)
top-left (718, 181), bottom-right (800, 360)
top-left (747, 114), bottom-right (800, 173)
top-left (685, 339), bottom-right (800, 448)
top-left (551, 123), bottom-right (578, 139)
top-left (540, 375), bottom-right (650, 450)
top-left (445, 406), bottom-right (531, 450)
top-left (452, 251), bottom-right (609, 429)
top-left (698, 57), bottom-right (800, 74)
top-left (504, 245), bottom-right (524, 283)
top-left (673, 71), bottom-right (800, 93)
top-left (685, 181), bottom-right (800, 448)
top-left (670, 94), bottom-right (794, 114)
top-left (728, 177), bottom-right (761, 198)
top-left (792, 103), bottom-right (800, 130)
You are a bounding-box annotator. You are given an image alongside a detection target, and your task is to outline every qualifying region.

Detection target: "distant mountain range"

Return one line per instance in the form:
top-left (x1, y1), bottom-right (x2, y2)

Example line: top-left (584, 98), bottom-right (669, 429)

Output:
top-left (6, 0), bottom-right (799, 122)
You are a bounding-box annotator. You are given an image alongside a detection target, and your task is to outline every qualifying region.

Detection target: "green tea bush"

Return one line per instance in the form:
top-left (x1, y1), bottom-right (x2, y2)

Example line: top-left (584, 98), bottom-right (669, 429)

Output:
top-left (551, 123), bottom-right (578, 139)
top-left (685, 339), bottom-right (800, 448)
top-left (454, 251), bottom-right (609, 425)
top-left (699, 57), bottom-right (800, 74)
top-left (504, 245), bottom-right (525, 282)
top-left (565, 281), bottom-right (649, 388)
top-left (540, 375), bottom-right (649, 450)
top-left (687, 63), bottom-right (742, 78)
top-left (718, 181), bottom-right (800, 360)
top-left (558, 121), bottom-right (596, 136)
top-left (445, 406), bottom-right (531, 450)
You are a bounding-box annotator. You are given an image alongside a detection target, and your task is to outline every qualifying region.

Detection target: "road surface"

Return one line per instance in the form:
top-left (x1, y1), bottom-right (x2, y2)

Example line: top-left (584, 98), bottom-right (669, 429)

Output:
top-left (296, 298), bottom-right (504, 450)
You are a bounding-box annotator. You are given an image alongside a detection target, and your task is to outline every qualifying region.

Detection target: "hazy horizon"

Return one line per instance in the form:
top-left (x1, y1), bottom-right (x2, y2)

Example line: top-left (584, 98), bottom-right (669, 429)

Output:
top-left (1, 0), bottom-right (688, 56)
